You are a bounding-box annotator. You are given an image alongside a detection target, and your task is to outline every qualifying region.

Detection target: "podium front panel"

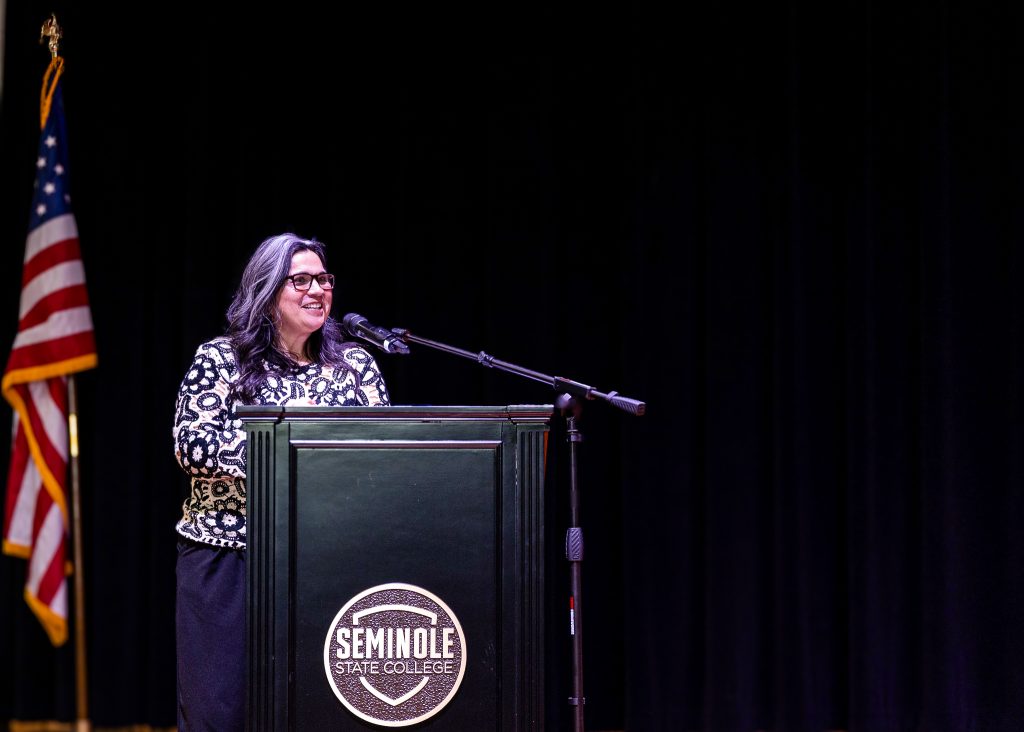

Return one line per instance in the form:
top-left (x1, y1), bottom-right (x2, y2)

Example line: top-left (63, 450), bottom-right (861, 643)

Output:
top-left (241, 406), bottom-right (550, 732)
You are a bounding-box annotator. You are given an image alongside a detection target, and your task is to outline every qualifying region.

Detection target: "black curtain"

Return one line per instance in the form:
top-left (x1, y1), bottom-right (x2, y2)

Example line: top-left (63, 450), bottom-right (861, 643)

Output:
top-left (1, 3), bottom-right (1022, 731)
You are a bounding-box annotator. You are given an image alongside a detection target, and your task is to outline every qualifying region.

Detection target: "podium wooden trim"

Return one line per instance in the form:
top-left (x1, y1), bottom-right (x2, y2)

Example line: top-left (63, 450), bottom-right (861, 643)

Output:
top-left (239, 405), bottom-right (551, 731)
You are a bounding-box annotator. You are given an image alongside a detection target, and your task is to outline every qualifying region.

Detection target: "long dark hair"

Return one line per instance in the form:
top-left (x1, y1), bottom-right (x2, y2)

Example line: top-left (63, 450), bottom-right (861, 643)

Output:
top-left (225, 233), bottom-right (355, 402)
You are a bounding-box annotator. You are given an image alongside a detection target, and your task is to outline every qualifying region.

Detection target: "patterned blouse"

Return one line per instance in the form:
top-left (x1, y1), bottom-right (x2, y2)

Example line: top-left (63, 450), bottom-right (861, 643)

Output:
top-left (173, 337), bottom-right (390, 548)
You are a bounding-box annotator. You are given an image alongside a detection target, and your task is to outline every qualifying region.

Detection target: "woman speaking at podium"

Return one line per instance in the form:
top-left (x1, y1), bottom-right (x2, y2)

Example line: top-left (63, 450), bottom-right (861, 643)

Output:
top-left (171, 233), bottom-right (391, 731)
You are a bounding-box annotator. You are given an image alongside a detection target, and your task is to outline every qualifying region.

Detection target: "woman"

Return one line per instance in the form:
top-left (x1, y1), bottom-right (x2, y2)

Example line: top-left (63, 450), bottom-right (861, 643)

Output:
top-left (172, 233), bottom-right (390, 731)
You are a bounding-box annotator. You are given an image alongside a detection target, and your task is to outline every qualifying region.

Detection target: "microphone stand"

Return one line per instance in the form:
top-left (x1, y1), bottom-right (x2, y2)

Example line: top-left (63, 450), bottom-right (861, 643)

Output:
top-left (389, 327), bottom-right (645, 732)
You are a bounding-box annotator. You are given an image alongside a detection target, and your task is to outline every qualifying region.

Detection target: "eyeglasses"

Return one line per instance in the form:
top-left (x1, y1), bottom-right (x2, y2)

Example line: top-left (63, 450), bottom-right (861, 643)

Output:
top-left (285, 272), bottom-right (335, 291)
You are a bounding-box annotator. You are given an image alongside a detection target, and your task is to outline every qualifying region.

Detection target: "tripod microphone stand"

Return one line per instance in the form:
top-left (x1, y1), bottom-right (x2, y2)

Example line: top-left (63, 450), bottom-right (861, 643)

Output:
top-left (389, 326), bottom-right (645, 732)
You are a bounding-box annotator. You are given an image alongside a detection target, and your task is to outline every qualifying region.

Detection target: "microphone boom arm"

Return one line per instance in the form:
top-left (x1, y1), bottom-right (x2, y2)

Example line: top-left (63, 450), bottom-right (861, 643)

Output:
top-left (389, 328), bottom-right (646, 416)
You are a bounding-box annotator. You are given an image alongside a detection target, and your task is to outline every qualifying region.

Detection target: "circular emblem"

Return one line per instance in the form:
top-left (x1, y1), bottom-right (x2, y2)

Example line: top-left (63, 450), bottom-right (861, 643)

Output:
top-left (323, 583), bottom-right (467, 727)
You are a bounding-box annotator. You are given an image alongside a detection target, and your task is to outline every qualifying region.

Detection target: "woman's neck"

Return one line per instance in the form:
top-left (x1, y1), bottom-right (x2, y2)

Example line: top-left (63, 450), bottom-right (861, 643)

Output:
top-left (276, 333), bottom-right (311, 365)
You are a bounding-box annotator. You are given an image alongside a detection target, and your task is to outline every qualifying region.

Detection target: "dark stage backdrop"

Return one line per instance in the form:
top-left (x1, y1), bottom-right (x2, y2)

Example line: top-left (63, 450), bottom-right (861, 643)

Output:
top-left (2, 4), bottom-right (1023, 732)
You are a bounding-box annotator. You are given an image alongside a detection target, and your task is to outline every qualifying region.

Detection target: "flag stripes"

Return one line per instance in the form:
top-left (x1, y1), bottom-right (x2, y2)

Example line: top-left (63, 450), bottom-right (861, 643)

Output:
top-left (2, 61), bottom-right (97, 646)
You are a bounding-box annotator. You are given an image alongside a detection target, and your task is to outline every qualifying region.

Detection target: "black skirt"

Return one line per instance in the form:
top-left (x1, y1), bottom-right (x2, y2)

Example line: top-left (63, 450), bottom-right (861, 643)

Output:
top-left (175, 538), bottom-right (246, 732)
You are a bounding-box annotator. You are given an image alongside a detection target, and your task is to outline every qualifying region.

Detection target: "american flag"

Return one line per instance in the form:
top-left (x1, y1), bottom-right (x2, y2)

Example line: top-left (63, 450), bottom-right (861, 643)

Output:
top-left (2, 60), bottom-right (97, 646)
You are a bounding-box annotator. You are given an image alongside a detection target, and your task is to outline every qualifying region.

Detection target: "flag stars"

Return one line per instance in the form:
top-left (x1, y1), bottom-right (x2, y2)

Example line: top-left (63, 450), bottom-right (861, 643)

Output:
top-left (44, 182), bottom-right (56, 195)
top-left (36, 204), bottom-right (47, 216)
top-left (54, 164), bottom-right (64, 175)
top-left (44, 136), bottom-right (57, 148)
top-left (37, 157), bottom-right (46, 169)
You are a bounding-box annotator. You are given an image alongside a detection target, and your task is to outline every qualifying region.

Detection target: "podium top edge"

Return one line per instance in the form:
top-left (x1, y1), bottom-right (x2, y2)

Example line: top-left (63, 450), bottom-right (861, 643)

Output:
top-left (235, 404), bottom-right (555, 422)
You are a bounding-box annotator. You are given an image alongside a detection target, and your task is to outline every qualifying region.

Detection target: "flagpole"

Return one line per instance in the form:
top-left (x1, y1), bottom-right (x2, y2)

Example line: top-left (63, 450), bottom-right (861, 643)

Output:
top-left (40, 18), bottom-right (91, 729)
top-left (68, 374), bottom-right (91, 732)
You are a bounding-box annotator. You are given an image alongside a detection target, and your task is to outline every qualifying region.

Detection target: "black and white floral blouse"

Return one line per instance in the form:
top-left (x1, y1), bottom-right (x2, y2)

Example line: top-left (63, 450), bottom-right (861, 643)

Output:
top-left (173, 337), bottom-right (390, 548)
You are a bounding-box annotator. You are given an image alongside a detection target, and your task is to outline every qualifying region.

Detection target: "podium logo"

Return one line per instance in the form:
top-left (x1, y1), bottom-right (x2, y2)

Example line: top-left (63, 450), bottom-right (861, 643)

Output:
top-left (323, 583), bottom-right (467, 727)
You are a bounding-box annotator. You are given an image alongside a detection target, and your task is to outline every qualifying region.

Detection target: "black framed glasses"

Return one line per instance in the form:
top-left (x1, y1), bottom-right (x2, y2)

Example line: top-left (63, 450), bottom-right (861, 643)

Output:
top-left (285, 272), bottom-right (335, 291)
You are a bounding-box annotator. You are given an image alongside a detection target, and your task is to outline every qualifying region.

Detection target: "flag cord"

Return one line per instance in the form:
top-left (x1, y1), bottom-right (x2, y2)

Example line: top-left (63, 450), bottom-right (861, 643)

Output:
top-left (40, 56), bottom-right (64, 130)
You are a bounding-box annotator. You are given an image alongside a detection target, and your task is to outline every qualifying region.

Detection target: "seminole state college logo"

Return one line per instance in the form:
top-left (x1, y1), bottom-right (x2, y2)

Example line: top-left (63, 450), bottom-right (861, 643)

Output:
top-left (323, 583), bottom-right (467, 727)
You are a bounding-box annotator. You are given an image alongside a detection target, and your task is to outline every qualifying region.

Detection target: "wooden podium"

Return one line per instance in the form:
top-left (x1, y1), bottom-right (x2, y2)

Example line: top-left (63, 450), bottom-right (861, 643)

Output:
top-left (238, 405), bottom-right (551, 730)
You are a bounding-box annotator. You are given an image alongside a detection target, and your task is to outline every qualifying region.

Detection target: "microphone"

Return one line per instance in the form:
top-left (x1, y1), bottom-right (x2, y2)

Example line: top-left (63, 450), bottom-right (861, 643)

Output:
top-left (341, 313), bottom-right (411, 355)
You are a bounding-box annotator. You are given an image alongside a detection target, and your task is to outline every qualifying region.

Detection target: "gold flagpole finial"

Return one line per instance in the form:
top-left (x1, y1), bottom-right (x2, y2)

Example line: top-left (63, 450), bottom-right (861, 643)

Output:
top-left (38, 13), bottom-right (66, 128)
top-left (40, 13), bottom-right (62, 59)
